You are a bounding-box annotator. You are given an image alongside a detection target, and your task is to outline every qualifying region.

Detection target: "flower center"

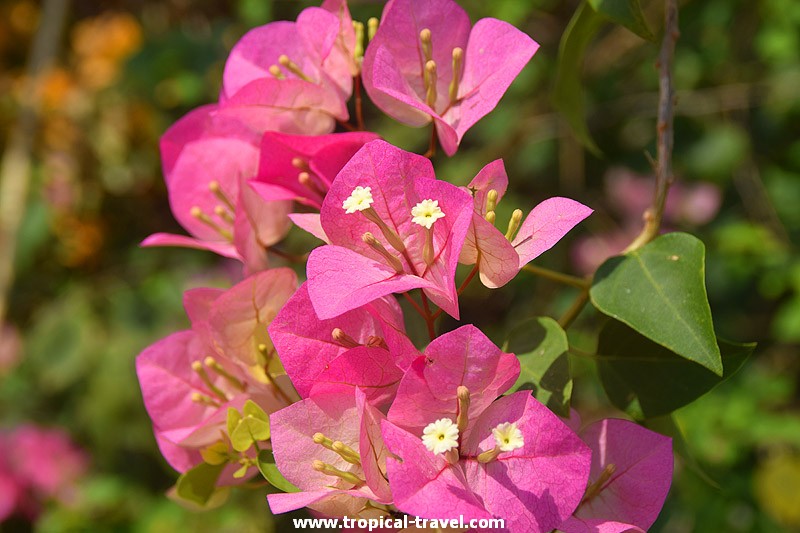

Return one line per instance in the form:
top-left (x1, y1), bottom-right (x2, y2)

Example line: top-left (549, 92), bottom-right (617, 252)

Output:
top-left (411, 199), bottom-right (445, 229)
top-left (421, 418), bottom-right (459, 455)
top-left (342, 186), bottom-right (374, 213)
top-left (492, 422), bottom-right (524, 452)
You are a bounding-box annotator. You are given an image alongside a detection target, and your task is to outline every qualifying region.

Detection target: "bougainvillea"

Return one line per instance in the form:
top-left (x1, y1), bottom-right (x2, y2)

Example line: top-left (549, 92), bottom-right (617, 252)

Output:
top-left (135, 0), bottom-right (757, 530)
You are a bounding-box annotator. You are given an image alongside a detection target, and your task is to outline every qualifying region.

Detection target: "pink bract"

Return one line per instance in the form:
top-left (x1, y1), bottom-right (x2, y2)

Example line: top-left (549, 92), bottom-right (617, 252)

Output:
top-left (560, 419), bottom-right (673, 533)
top-left (250, 131), bottom-right (379, 210)
top-left (387, 324), bottom-right (519, 435)
top-left (136, 269), bottom-right (298, 475)
top-left (383, 392), bottom-right (591, 532)
top-left (307, 140), bottom-right (473, 319)
top-left (362, 0), bottom-right (539, 155)
top-left (461, 160), bottom-right (593, 287)
top-left (206, 268), bottom-right (298, 368)
top-left (268, 389), bottom-right (391, 517)
top-left (141, 105), bottom-right (292, 273)
top-left (269, 283), bottom-right (418, 399)
top-left (220, 2), bottom-right (357, 134)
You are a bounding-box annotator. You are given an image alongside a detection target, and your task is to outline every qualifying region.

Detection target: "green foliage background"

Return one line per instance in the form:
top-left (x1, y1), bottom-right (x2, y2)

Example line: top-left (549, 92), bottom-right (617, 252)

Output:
top-left (1, 0), bottom-right (798, 531)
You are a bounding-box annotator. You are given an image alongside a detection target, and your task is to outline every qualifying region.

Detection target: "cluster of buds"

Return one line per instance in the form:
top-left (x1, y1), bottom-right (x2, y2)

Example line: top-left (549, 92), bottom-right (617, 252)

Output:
top-left (136, 0), bottom-right (674, 531)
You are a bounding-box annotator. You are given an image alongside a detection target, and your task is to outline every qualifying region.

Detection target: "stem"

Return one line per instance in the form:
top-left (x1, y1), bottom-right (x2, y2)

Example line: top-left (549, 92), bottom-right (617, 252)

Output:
top-left (624, 0), bottom-right (679, 253)
top-left (458, 264), bottom-right (480, 296)
top-left (354, 75), bottom-right (365, 130)
top-left (431, 263), bottom-right (480, 321)
top-left (423, 125), bottom-right (437, 158)
top-left (521, 264), bottom-right (590, 289)
top-left (418, 290), bottom-right (436, 341)
top-left (336, 119), bottom-right (358, 132)
top-left (558, 289), bottom-right (589, 329)
top-left (264, 371), bottom-right (295, 406)
top-left (568, 344), bottom-right (596, 359)
top-left (268, 247), bottom-right (309, 263)
top-left (402, 292), bottom-right (426, 318)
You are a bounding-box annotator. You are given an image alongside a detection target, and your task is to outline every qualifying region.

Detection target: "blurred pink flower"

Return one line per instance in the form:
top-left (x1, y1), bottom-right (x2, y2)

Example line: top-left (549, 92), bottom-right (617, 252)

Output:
top-left (0, 424), bottom-right (88, 521)
top-left (572, 167), bottom-right (721, 274)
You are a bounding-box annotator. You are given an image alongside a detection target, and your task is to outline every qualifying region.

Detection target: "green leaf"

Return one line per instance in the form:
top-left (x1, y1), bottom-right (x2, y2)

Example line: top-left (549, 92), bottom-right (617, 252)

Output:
top-left (506, 317), bottom-right (572, 417)
top-left (590, 232), bottom-right (723, 375)
top-left (552, 1), bottom-right (604, 156)
top-left (257, 450), bottom-right (300, 493)
top-left (227, 402), bottom-right (270, 452)
top-left (226, 408), bottom-right (241, 437)
top-left (596, 318), bottom-right (755, 417)
top-left (232, 464), bottom-right (249, 479)
top-left (587, 0), bottom-right (655, 41)
top-left (199, 441), bottom-right (230, 466)
top-left (175, 462), bottom-right (225, 506)
top-left (243, 399), bottom-right (269, 422)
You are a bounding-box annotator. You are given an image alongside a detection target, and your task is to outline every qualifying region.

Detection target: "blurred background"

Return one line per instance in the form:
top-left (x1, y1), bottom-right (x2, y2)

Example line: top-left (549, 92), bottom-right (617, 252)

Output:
top-left (0, 0), bottom-right (798, 531)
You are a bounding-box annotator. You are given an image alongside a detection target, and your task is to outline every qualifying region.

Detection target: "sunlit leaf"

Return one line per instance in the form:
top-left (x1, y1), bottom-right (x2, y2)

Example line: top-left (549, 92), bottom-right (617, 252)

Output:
top-left (591, 232), bottom-right (723, 375)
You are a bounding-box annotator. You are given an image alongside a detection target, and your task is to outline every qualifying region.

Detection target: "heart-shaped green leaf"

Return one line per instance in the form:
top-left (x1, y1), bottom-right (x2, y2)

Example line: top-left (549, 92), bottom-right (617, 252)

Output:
top-left (506, 317), bottom-right (572, 417)
top-left (591, 232), bottom-right (723, 375)
top-left (175, 462), bottom-right (226, 506)
top-left (596, 318), bottom-right (754, 417)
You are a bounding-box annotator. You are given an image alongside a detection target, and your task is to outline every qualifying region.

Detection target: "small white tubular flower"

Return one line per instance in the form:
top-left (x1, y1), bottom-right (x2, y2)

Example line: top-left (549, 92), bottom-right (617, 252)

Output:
top-left (421, 418), bottom-right (459, 455)
top-left (342, 186), bottom-right (374, 213)
top-left (411, 199), bottom-right (445, 229)
top-left (492, 422), bottom-right (524, 452)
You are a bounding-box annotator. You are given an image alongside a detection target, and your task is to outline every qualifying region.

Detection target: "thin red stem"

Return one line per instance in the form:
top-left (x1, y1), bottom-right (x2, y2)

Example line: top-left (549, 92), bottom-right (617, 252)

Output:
top-left (418, 290), bottom-right (436, 341)
top-left (354, 75), bottom-right (365, 130)
top-left (402, 292), bottom-right (426, 318)
top-left (423, 125), bottom-right (437, 158)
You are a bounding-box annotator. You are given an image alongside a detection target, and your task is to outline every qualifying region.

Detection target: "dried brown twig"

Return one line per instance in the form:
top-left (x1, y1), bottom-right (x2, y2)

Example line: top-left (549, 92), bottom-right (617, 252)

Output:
top-left (624, 0), bottom-right (680, 253)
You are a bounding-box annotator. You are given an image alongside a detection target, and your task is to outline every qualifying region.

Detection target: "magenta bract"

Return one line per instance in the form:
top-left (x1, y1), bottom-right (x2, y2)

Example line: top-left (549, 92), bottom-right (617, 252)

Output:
top-left (250, 131), bottom-right (379, 210)
top-left (387, 324), bottom-right (519, 435)
top-left (141, 105), bottom-right (292, 272)
top-left (362, 0), bottom-right (539, 155)
top-left (383, 392), bottom-right (591, 532)
top-left (460, 159), bottom-right (594, 287)
top-left (560, 419), bottom-right (673, 533)
top-left (307, 140), bottom-right (473, 319)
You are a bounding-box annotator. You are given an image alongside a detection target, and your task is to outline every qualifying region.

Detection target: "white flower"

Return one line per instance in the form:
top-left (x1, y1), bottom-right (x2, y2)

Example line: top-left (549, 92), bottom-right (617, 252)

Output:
top-left (492, 422), bottom-right (524, 452)
top-left (421, 418), bottom-right (459, 455)
top-left (342, 186), bottom-right (374, 213)
top-left (411, 199), bottom-right (445, 229)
